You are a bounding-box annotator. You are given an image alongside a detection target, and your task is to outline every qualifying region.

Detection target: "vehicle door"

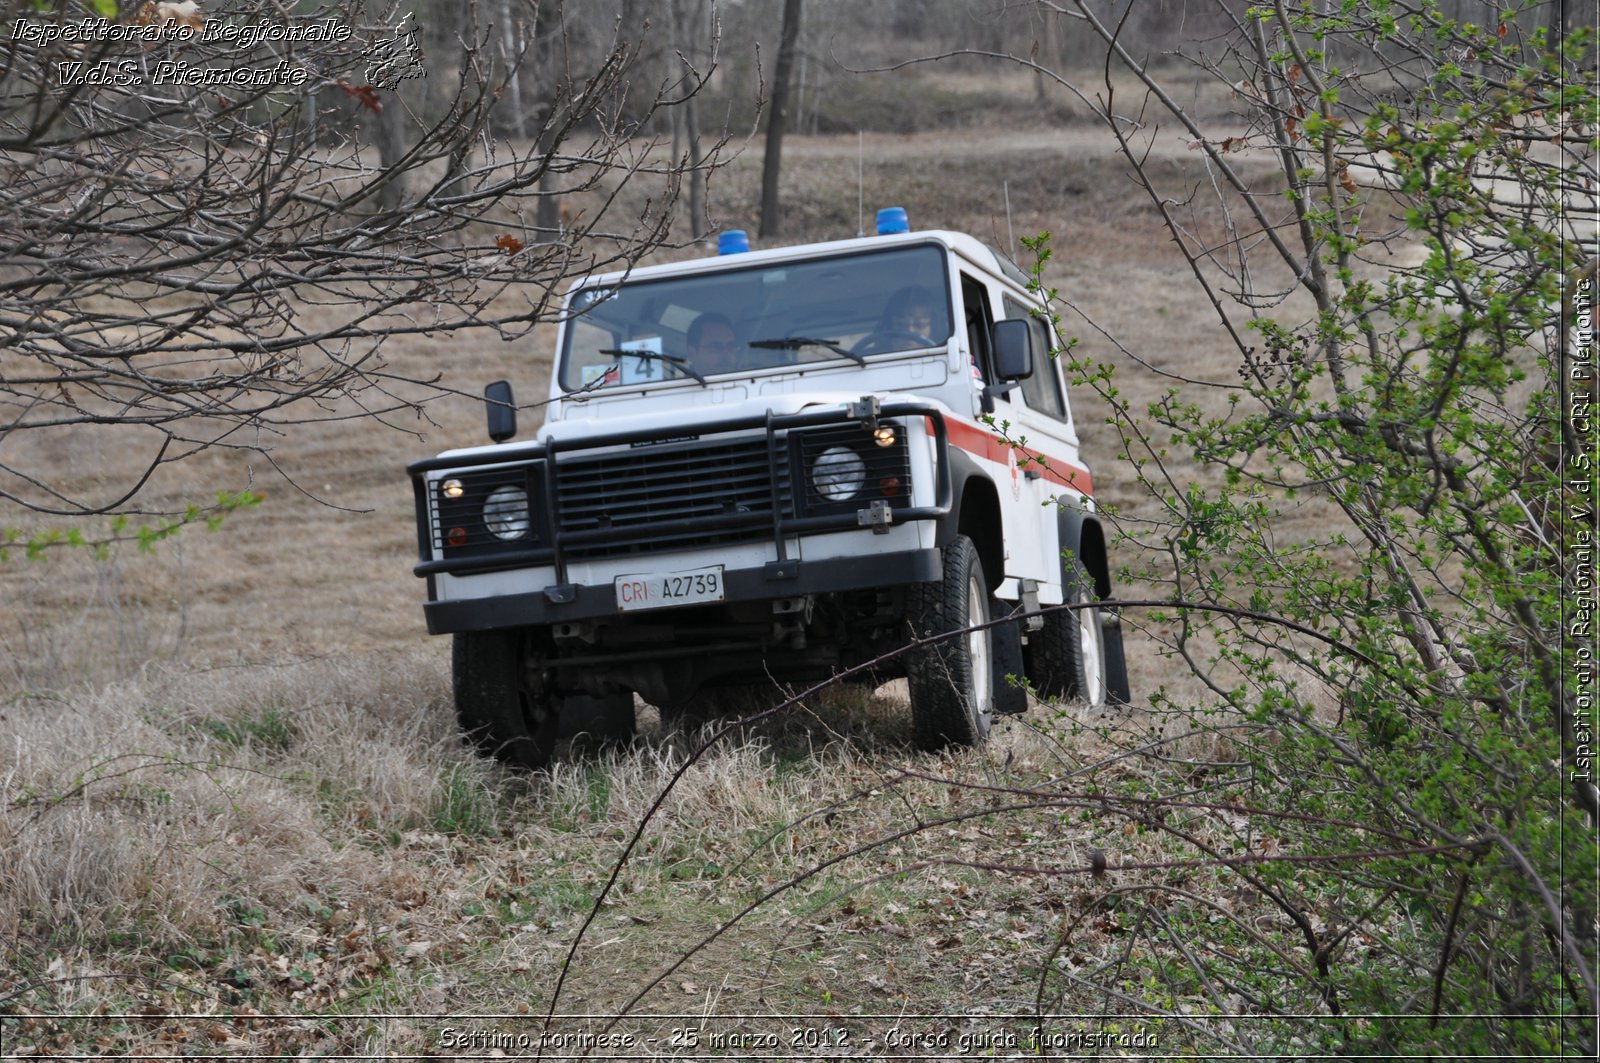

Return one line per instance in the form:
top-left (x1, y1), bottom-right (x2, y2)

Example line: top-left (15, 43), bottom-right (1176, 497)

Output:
top-left (953, 270), bottom-right (1055, 588)
top-left (990, 284), bottom-right (1092, 594)
top-left (997, 290), bottom-right (1089, 502)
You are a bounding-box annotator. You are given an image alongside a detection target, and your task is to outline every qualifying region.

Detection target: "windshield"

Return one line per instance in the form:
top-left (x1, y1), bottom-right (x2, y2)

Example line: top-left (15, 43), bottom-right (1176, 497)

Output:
top-left (557, 243), bottom-right (952, 390)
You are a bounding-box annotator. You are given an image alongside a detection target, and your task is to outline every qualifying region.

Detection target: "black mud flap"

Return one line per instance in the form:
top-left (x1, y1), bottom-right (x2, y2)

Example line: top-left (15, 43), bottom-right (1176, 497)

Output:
top-left (1103, 611), bottom-right (1131, 706)
top-left (991, 603), bottom-right (1029, 715)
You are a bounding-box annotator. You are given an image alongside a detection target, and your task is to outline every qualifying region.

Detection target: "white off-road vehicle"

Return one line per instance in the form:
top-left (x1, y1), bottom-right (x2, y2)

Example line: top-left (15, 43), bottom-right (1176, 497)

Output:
top-left (408, 217), bottom-right (1128, 768)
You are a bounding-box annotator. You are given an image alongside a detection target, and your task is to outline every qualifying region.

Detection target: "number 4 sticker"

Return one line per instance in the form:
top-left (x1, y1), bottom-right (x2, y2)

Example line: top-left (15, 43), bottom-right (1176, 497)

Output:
top-left (619, 337), bottom-right (666, 384)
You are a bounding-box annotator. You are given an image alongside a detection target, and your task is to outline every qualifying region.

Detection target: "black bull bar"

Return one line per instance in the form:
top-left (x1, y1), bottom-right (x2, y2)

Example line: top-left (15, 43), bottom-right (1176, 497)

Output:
top-left (408, 398), bottom-right (953, 592)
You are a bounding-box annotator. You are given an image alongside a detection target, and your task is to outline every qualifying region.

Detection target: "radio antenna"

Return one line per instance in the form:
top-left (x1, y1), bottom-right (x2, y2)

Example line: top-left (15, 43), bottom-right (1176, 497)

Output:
top-left (857, 131), bottom-right (865, 238)
top-left (1004, 180), bottom-right (1017, 262)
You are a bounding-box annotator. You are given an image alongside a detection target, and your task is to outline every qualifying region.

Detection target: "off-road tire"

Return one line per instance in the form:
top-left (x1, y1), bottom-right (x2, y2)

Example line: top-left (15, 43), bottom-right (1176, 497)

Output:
top-left (452, 629), bottom-right (559, 770)
top-left (905, 534), bottom-right (994, 749)
top-left (1025, 558), bottom-right (1108, 707)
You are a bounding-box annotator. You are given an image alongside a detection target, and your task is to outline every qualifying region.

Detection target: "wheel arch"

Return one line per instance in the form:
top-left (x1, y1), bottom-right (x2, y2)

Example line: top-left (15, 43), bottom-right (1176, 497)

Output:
top-left (939, 450), bottom-right (1004, 593)
top-left (1056, 502), bottom-right (1112, 599)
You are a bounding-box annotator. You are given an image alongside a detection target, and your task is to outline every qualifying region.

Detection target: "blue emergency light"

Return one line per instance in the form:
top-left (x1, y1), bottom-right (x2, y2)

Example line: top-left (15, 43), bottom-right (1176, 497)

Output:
top-left (875, 207), bottom-right (909, 235)
top-left (718, 230), bottom-right (750, 254)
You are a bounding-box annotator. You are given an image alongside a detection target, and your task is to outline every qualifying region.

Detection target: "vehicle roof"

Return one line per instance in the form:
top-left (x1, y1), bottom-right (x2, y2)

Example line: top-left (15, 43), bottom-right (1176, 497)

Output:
top-left (569, 229), bottom-right (1031, 291)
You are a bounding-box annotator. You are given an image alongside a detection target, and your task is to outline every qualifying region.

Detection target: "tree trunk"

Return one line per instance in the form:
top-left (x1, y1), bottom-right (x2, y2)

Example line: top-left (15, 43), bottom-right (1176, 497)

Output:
top-left (1546, 0), bottom-right (1568, 49)
top-left (687, 91), bottom-right (705, 241)
top-left (758, 0), bottom-right (802, 239)
top-left (375, 91), bottom-right (409, 211)
top-left (1033, 4), bottom-right (1051, 105)
top-left (502, 0), bottom-right (528, 140)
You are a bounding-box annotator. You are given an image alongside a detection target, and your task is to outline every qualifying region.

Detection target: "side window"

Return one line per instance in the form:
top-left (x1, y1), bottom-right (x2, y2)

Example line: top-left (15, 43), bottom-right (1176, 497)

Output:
top-left (1003, 295), bottom-right (1068, 421)
top-left (960, 274), bottom-right (996, 385)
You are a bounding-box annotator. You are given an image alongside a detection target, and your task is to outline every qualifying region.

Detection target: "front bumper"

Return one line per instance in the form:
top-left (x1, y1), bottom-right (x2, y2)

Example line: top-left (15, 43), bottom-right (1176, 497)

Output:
top-left (422, 546), bottom-right (941, 632)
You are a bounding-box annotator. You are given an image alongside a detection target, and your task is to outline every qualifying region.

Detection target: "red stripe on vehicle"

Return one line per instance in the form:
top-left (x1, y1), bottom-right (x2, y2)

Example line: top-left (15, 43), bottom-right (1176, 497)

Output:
top-left (944, 418), bottom-right (1093, 496)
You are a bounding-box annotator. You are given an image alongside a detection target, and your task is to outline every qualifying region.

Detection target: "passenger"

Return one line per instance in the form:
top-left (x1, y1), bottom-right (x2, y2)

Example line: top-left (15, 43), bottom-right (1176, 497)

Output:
top-left (686, 312), bottom-right (742, 374)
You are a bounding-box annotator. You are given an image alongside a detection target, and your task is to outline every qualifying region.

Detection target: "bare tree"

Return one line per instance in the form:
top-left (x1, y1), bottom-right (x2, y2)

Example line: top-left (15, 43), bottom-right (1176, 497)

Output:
top-left (669, 0), bottom-right (717, 241)
top-left (757, 0), bottom-right (801, 238)
top-left (0, 0), bottom-right (722, 519)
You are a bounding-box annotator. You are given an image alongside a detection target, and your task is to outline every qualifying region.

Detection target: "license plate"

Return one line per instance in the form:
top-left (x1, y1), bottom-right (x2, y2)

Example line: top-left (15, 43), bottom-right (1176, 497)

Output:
top-left (615, 566), bottom-right (725, 612)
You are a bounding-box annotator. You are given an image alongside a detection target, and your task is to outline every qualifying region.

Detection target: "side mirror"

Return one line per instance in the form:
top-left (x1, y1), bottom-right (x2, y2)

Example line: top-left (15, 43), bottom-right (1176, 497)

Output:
top-left (990, 319), bottom-right (1036, 382)
top-left (485, 380), bottom-right (516, 443)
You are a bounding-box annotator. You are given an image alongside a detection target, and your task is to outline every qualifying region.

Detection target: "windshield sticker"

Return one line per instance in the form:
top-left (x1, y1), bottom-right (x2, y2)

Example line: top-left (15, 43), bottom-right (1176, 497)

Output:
top-left (618, 337), bottom-right (667, 384)
top-left (572, 287), bottom-right (616, 310)
top-left (580, 363), bottom-right (620, 387)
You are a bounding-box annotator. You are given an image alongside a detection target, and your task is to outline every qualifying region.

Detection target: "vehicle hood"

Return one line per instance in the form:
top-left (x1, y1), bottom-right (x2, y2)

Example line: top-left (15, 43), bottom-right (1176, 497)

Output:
top-left (540, 391), bottom-right (919, 444)
top-left (425, 391), bottom-right (951, 464)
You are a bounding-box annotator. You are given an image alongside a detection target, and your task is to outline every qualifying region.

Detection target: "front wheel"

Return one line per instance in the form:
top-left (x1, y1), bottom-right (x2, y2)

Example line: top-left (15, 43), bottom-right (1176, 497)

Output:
top-left (906, 534), bottom-right (994, 749)
top-left (452, 629), bottom-right (560, 770)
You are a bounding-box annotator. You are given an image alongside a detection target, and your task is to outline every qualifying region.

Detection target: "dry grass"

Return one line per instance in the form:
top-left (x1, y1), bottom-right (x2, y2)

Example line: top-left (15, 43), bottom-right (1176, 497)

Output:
top-left (0, 66), bottom-right (1381, 1056)
top-left (2, 648), bottom-right (1216, 1054)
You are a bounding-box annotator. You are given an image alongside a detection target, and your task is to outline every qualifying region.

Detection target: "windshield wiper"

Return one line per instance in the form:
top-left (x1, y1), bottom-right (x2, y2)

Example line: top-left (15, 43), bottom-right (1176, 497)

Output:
top-left (595, 347), bottom-right (707, 385)
top-left (749, 336), bottom-right (865, 366)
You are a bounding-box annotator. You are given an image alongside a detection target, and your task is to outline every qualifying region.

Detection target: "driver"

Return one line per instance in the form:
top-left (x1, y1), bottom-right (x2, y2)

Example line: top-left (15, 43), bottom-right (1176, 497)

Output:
top-left (874, 286), bottom-right (943, 347)
top-left (686, 312), bottom-right (742, 374)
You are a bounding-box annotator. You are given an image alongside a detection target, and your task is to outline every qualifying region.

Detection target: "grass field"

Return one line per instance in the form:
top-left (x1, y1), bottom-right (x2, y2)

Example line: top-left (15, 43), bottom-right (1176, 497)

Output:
top-left (2, 70), bottom-right (1328, 1057)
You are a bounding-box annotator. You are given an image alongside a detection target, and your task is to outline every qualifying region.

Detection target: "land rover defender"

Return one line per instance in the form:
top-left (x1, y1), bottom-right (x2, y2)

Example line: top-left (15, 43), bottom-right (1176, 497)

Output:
top-left (408, 216), bottom-right (1128, 768)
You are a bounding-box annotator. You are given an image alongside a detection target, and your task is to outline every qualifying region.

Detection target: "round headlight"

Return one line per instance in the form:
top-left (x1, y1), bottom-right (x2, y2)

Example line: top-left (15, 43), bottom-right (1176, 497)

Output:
top-left (483, 485), bottom-right (530, 540)
top-left (813, 446), bottom-right (867, 502)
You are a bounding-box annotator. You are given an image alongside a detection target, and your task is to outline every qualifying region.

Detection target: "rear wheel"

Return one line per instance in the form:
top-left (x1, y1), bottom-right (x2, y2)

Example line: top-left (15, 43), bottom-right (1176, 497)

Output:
top-left (452, 629), bottom-right (560, 770)
top-left (906, 534), bottom-right (994, 749)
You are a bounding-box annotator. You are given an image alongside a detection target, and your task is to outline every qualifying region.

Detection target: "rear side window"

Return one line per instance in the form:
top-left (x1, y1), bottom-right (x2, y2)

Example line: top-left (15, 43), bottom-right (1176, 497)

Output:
top-left (1003, 295), bottom-right (1067, 421)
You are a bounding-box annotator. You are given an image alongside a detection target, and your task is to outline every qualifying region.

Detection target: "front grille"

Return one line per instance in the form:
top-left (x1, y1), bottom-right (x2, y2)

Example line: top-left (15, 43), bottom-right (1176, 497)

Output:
top-left (554, 436), bottom-right (794, 556)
